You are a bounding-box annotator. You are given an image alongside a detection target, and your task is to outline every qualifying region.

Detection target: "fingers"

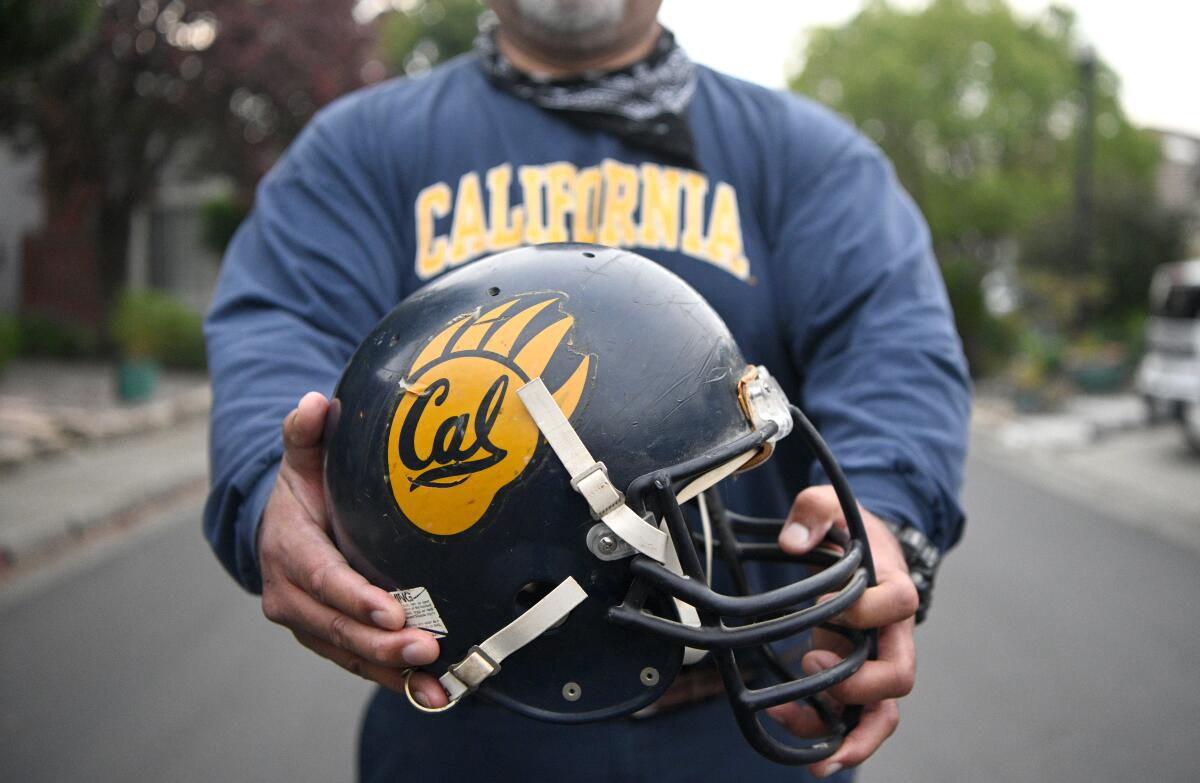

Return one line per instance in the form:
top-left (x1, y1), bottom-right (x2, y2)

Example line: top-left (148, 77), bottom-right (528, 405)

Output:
top-left (266, 523), bottom-right (439, 666)
top-left (828, 571), bottom-right (919, 630)
top-left (779, 486), bottom-right (843, 554)
top-left (803, 618), bottom-right (917, 704)
top-left (267, 581), bottom-right (439, 668)
top-left (292, 630), bottom-right (449, 708)
top-left (262, 483), bottom-right (409, 632)
top-left (283, 391), bottom-right (330, 476)
top-left (810, 699), bottom-right (900, 778)
top-left (292, 629), bottom-right (410, 691)
top-left (766, 701), bottom-right (825, 737)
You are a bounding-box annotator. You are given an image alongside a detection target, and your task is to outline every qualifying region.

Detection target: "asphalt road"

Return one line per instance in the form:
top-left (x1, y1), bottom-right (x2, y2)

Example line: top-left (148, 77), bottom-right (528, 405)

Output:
top-left (2, 446), bottom-right (1199, 782)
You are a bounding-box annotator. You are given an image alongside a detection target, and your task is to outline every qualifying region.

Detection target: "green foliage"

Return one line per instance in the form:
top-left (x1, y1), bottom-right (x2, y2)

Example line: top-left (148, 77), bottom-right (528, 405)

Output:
top-left (941, 255), bottom-right (1016, 376)
top-left (789, 0), bottom-right (1164, 377)
top-left (790, 0), bottom-right (1157, 251)
top-left (378, 0), bottom-right (483, 75)
top-left (108, 290), bottom-right (206, 368)
top-left (0, 315), bottom-right (19, 372)
top-left (1020, 184), bottom-right (1189, 329)
top-left (201, 194), bottom-right (250, 256)
top-left (0, 0), bottom-right (96, 77)
top-left (17, 313), bottom-right (99, 357)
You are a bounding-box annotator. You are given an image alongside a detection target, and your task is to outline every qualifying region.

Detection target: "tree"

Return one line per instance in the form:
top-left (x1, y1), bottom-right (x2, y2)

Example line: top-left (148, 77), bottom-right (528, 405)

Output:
top-left (1, 0), bottom-right (376, 320)
top-left (375, 0), bottom-right (484, 76)
top-left (0, 0), bottom-right (96, 77)
top-left (1020, 185), bottom-right (1189, 329)
top-left (789, 0), bottom-right (1163, 368)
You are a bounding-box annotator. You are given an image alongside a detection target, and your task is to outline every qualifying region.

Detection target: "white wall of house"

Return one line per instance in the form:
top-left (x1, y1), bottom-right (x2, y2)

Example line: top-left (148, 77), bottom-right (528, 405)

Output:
top-left (129, 177), bottom-right (230, 315)
top-left (0, 142), bottom-right (43, 314)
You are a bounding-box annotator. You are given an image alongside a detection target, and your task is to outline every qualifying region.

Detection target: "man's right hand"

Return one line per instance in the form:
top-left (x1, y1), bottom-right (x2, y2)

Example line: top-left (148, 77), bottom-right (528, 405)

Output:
top-left (257, 391), bottom-right (450, 708)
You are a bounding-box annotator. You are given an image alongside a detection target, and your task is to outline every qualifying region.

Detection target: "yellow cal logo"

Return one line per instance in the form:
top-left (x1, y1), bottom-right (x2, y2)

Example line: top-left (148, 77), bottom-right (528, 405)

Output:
top-left (387, 294), bottom-right (591, 535)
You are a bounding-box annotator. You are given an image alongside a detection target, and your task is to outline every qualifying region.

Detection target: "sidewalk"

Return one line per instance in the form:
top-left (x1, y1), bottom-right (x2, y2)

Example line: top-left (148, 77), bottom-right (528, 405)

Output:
top-left (972, 392), bottom-right (1147, 451)
top-left (0, 359), bottom-right (211, 566)
top-left (971, 391), bottom-right (1200, 554)
top-left (0, 419), bottom-right (208, 565)
top-left (0, 359), bottom-right (209, 468)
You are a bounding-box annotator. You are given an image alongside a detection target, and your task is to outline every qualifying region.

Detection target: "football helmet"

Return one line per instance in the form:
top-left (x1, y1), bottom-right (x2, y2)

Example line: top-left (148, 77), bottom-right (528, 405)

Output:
top-left (324, 244), bottom-right (876, 764)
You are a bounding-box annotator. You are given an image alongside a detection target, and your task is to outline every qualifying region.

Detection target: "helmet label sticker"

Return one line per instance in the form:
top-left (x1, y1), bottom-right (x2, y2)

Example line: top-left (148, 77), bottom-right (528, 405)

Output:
top-left (389, 587), bottom-right (449, 638)
top-left (387, 294), bottom-right (592, 536)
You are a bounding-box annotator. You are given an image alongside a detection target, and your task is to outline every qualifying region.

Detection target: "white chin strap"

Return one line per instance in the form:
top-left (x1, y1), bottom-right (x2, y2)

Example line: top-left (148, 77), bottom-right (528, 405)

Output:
top-left (518, 378), bottom-right (758, 667)
top-left (430, 577), bottom-right (588, 706)
top-left (412, 379), bottom-right (765, 712)
top-left (517, 379), bottom-right (670, 563)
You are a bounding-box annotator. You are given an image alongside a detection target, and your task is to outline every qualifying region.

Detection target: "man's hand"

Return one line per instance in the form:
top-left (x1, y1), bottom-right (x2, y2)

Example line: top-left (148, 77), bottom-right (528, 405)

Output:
top-left (257, 391), bottom-right (449, 707)
top-left (768, 485), bottom-right (919, 778)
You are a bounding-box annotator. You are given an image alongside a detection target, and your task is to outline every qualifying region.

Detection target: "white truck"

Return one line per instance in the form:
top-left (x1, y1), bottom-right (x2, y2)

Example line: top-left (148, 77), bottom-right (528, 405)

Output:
top-left (1136, 258), bottom-right (1200, 453)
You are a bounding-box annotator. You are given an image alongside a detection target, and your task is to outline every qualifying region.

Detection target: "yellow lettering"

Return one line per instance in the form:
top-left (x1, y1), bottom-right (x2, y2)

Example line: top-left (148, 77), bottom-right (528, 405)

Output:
top-left (544, 162), bottom-right (577, 243)
top-left (598, 159), bottom-right (639, 248)
top-left (486, 164), bottom-right (524, 251)
top-left (449, 172), bottom-right (487, 265)
top-left (638, 164), bottom-right (682, 250)
top-left (415, 182), bottom-right (452, 279)
top-left (680, 171), bottom-right (709, 257)
top-left (518, 166), bottom-right (548, 244)
top-left (572, 166), bottom-right (602, 243)
top-left (705, 183), bottom-right (750, 279)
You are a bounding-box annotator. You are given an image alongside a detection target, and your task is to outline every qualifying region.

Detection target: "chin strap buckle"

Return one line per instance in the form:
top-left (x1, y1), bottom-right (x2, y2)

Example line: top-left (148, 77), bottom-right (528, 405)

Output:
top-left (517, 378), bottom-right (669, 563)
top-left (431, 576), bottom-right (588, 705)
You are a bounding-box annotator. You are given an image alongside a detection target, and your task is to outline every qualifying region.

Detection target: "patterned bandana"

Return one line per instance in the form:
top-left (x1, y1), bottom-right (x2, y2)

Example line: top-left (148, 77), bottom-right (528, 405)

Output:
top-left (475, 25), bottom-right (700, 169)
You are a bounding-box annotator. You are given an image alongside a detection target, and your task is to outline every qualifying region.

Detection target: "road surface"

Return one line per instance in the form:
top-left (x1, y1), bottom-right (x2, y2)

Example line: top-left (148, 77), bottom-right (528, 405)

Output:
top-left (2, 441), bottom-right (1198, 782)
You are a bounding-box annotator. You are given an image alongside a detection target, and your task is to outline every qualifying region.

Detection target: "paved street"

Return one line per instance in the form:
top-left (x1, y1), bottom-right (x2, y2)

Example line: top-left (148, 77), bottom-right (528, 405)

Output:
top-left (2, 431), bottom-right (1198, 782)
top-left (0, 501), bottom-right (372, 783)
top-left (862, 441), bottom-right (1200, 782)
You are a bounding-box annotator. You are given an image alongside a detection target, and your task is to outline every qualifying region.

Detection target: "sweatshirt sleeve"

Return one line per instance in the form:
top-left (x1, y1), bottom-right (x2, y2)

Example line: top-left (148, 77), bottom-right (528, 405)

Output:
top-left (203, 98), bottom-right (405, 593)
top-left (774, 137), bottom-right (972, 553)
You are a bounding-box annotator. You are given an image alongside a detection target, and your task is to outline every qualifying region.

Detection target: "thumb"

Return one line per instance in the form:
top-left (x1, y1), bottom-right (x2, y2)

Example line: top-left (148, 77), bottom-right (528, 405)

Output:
top-left (283, 391), bottom-right (330, 477)
top-left (778, 485), bottom-right (843, 555)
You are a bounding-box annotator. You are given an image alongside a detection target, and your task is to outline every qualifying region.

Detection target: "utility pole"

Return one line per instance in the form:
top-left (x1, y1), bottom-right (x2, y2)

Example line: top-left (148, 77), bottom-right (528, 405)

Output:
top-left (1072, 46), bottom-right (1096, 278)
top-left (1070, 45), bottom-right (1097, 329)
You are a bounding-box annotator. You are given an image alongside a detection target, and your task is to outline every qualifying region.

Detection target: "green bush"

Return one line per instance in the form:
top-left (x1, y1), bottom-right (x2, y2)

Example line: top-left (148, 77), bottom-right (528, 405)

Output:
top-left (0, 315), bottom-right (19, 372)
top-left (941, 256), bottom-right (1016, 378)
top-left (109, 290), bottom-right (206, 369)
top-left (18, 313), bottom-right (99, 357)
top-left (201, 194), bottom-right (249, 256)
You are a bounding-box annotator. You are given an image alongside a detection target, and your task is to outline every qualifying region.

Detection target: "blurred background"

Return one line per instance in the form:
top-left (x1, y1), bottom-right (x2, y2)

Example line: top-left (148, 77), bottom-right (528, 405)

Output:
top-left (1, 1), bottom-right (1197, 781)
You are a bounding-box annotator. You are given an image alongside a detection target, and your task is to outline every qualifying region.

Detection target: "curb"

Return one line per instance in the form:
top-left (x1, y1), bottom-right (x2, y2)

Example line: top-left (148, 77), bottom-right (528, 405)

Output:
top-left (0, 386), bottom-right (211, 471)
top-left (0, 475), bottom-right (208, 570)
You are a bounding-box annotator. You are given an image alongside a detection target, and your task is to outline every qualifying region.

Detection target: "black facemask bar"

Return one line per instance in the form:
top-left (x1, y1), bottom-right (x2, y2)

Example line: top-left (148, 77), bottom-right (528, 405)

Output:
top-left (610, 405), bottom-right (878, 765)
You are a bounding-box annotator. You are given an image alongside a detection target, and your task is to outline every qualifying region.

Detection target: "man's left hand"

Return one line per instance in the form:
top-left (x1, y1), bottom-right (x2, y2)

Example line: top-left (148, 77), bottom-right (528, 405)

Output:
top-left (767, 485), bottom-right (919, 778)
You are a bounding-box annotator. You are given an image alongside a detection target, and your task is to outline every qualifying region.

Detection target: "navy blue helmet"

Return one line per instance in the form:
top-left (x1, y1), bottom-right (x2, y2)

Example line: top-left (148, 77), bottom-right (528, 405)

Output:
top-left (324, 244), bottom-right (876, 764)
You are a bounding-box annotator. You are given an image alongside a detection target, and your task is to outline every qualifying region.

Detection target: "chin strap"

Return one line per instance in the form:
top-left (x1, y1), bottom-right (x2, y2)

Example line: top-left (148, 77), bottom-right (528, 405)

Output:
top-left (415, 576), bottom-right (588, 710)
top-left (517, 379), bottom-right (670, 564)
top-left (517, 377), bottom-right (759, 668)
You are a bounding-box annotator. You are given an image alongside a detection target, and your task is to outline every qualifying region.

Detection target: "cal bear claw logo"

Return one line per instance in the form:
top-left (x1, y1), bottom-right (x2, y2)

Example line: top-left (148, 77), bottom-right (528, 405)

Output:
top-left (387, 294), bottom-right (591, 536)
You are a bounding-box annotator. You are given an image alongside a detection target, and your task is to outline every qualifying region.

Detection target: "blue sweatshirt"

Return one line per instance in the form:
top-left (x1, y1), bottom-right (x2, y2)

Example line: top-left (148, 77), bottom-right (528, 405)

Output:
top-left (204, 55), bottom-right (971, 594)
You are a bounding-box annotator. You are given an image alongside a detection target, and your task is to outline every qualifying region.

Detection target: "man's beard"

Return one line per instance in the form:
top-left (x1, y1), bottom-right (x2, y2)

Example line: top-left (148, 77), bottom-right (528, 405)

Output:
top-left (513, 0), bottom-right (626, 36)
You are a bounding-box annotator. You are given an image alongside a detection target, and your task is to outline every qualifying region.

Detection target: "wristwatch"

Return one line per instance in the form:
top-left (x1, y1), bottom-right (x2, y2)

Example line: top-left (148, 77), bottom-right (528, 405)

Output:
top-left (880, 520), bottom-right (941, 625)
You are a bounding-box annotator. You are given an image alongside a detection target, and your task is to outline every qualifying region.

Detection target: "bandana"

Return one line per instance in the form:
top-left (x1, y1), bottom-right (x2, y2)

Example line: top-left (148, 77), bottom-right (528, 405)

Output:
top-left (475, 26), bottom-right (700, 169)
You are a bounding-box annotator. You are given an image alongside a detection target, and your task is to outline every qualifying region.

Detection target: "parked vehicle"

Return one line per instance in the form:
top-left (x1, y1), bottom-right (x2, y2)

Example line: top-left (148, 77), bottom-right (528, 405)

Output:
top-left (1136, 258), bottom-right (1200, 454)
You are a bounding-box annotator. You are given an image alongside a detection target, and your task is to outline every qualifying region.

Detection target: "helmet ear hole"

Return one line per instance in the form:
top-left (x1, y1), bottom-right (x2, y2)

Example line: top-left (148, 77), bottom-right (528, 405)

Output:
top-left (515, 581), bottom-right (570, 631)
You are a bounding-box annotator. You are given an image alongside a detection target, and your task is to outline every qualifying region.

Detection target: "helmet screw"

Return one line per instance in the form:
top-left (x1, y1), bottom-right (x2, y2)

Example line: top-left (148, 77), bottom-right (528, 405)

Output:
top-left (596, 534), bottom-right (618, 555)
top-left (562, 682), bottom-right (582, 702)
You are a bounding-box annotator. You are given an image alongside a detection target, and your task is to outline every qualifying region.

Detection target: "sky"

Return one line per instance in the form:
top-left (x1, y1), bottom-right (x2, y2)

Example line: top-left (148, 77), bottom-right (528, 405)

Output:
top-left (659, 0), bottom-right (1199, 136)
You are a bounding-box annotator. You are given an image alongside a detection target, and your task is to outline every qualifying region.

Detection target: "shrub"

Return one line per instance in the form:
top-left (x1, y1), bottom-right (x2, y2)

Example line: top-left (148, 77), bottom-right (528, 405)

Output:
top-left (109, 290), bottom-right (206, 369)
top-left (18, 313), bottom-right (99, 357)
top-left (0, 315), bottom-right (19, 372)
top-left (201, 194), bottom-right (249, 256)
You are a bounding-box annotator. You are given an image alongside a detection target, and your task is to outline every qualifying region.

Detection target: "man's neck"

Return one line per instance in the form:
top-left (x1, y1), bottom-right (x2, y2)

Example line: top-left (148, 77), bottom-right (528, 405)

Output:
top-left (495, 23), bottom-right (662, 79)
